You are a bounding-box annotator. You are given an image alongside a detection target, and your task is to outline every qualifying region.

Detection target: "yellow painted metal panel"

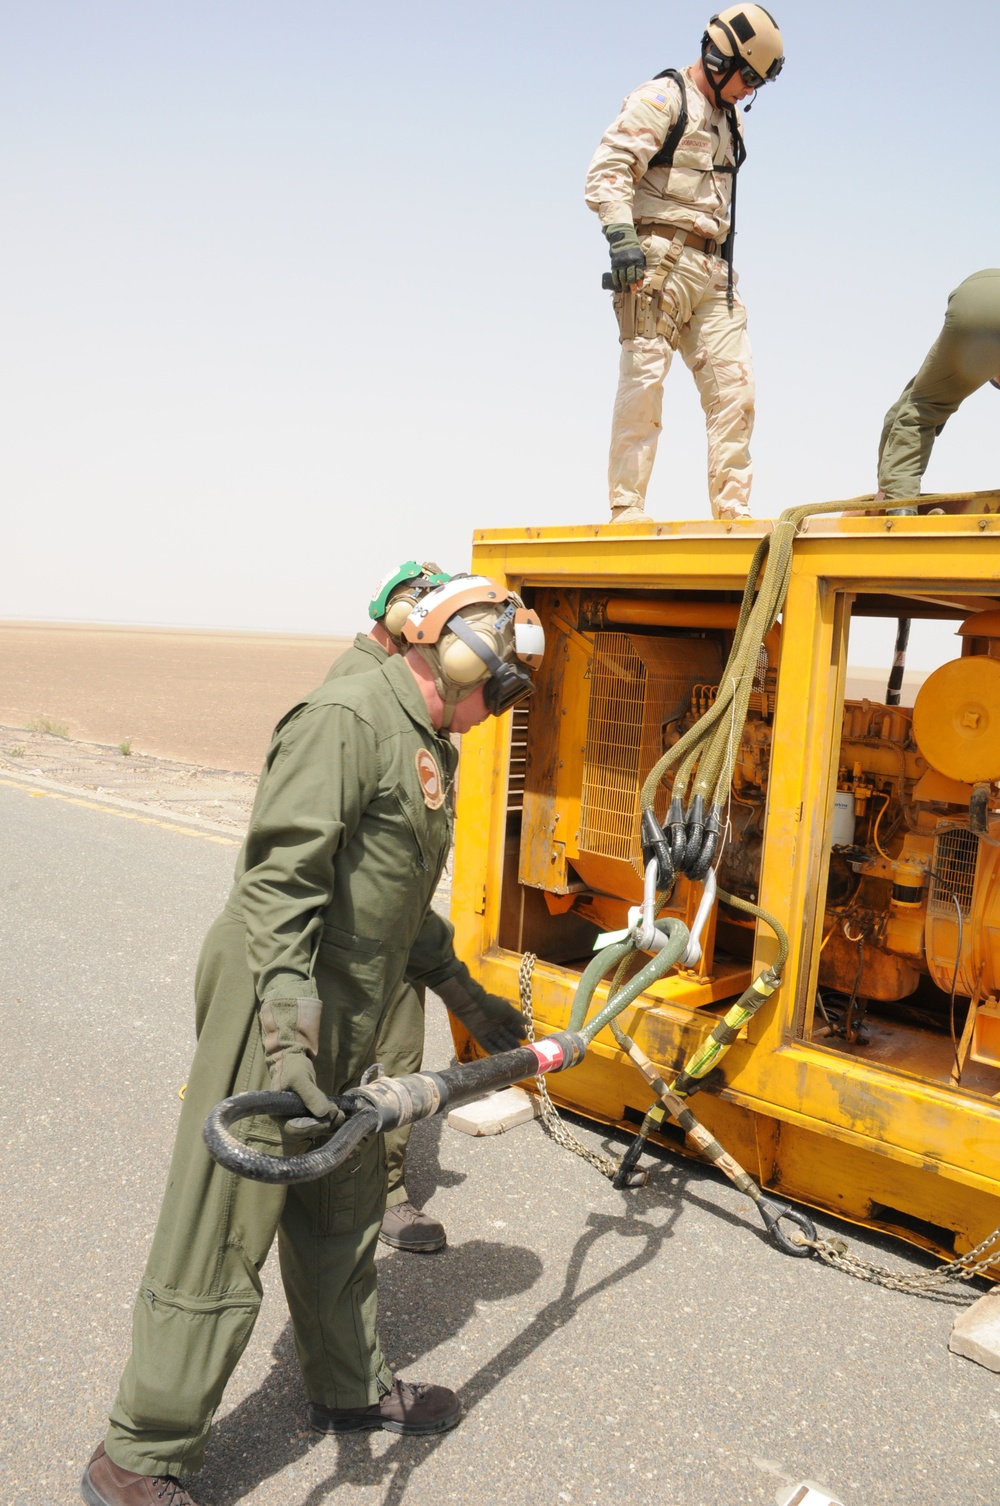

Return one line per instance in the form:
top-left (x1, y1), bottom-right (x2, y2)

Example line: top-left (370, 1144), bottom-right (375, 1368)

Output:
top-left (453, 517), bottom-right (1000, 1265)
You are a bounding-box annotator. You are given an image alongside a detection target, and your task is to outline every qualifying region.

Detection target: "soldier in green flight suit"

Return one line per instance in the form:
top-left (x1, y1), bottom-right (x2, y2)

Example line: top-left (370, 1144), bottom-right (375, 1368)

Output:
top-left (81, 574), bottom-right (545, 1506)
top-left (325, 560), bottom-right (454, 1253)
top-left (877, 269), bottom-right (1000, 509)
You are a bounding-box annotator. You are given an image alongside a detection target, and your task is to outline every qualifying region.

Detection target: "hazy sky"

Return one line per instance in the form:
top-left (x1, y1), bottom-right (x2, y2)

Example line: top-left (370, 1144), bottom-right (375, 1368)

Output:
top-left (2, 1), bottom-right (998, 657)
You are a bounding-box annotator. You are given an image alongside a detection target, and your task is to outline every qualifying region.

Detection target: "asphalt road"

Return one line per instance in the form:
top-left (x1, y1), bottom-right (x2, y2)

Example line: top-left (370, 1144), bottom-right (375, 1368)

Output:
top-left (2, 780), bottom-right (999, 1506)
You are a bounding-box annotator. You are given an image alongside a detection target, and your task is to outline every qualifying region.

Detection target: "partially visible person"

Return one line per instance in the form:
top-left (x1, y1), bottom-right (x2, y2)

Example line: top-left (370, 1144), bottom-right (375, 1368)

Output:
top-left (326, 560), bottom-right (455, 1252)
top-left (324, 559), bottom-right (449, 684)
top-left (877, 269), bottom-right (1000, 511)
top-left (586, 6), bottom-right (784, 524)
top-left (81, 573), bottom-right (544, 1506)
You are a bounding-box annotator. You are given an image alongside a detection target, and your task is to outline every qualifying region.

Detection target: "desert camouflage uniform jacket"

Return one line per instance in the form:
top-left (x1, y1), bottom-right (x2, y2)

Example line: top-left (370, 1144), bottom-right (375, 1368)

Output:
top-left (585, 65), bottom-right (741, 241)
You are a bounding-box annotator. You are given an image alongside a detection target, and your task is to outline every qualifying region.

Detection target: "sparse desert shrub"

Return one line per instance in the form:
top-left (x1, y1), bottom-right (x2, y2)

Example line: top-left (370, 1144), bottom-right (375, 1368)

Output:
top-left (27, 714), bottom-right (69, 738)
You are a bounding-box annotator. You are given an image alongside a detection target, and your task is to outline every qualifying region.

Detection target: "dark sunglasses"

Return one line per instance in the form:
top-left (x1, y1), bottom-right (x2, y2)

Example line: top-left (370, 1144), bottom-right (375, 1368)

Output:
top-left (739, 54), bottom-right (783, 89)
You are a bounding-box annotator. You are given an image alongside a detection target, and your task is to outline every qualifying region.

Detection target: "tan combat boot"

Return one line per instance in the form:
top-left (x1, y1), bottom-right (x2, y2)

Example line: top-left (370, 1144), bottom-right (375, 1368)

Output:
top-left (609, 503), bottom-right (648, 524)
top-left (379, 1199), bottom-right (447, 1252)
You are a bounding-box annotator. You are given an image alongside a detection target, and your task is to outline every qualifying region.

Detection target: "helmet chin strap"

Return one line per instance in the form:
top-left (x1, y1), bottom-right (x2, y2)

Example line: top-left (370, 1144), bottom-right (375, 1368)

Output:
top-left (415, 644), bottom-right (481, 732)
top-left (702, 40), bottom-right (735, 108)
top-left (439, 685), bottom-right (461, 732)
top-left (702, 15), bottom-right (746, 109)
top-left (412, 644), bottom-right (457, 731)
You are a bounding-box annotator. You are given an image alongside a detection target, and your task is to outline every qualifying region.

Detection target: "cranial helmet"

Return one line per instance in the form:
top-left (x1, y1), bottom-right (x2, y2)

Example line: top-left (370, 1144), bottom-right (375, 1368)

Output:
top-left (401, 575), bottom-right (545, 729)
top-left (703, 5), bottom-right (784, 105)
top-left (369, 560), bottom-right (451, 644)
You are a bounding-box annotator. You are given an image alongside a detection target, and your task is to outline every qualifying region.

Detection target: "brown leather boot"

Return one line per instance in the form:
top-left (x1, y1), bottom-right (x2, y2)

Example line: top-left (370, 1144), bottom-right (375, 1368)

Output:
top-left (308, 1378), bottom-right (462, 1435)
top-left (379, 1200), bottom-right (446, 1252)
top-left (81, 1443), bottom-right (201, 1506)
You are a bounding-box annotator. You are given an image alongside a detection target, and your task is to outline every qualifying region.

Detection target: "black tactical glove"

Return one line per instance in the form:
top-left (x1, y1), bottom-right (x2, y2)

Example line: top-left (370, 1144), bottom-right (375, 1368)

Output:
top-left (604, 222), bottom-right (646, 290)
top-left (436, 970), bottom-right (528, 1055)
top-left (259, 996), bottom-right (332, 1120)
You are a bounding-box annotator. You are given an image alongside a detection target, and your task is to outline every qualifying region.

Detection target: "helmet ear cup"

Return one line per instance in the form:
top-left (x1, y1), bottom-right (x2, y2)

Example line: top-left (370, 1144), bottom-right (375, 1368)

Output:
top-left (382, 592), bottom-right (415, 640)
top-left (438, 628), bottom-right (494, 687)
top-left (703, 39), bottom-right (728, 73)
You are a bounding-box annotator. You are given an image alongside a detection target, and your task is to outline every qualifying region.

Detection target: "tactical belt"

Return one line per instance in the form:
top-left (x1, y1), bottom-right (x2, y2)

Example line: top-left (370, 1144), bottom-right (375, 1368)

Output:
top-left (634, 220), bottom-right (722, 257)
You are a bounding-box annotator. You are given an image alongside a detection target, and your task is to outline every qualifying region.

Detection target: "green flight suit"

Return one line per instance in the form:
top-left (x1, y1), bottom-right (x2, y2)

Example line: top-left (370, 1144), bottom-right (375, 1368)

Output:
top-left (104, 655), bottom-right (460, 1477)
top-left (878, 269), bottom-right (1000, 501)
top-left (323, 632), bottom-right (429, 1209)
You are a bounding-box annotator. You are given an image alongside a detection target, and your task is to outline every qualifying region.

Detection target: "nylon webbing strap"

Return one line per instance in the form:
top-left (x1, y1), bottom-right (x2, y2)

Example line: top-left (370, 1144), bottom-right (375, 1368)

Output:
top-left (647, 69), bottom-right (688, 170)
top-left (445, 611), bottom-right (506, 678)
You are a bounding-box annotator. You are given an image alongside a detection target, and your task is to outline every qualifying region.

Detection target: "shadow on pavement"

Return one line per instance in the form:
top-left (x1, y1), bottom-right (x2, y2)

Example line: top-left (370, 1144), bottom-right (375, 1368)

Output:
top-left (192, 1235), bottom-right (541, 1506)
top-left (402, 1108), bottom-right (468, 1205)
top-left (192, 1147), bottom-right (712, 1506)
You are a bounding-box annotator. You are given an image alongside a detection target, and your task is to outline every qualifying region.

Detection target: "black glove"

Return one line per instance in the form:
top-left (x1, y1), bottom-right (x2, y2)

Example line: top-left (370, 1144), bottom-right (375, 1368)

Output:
top-left (604, 222), bottom-right (646, 290)
top-left (436, 971), bottom-right (528, 1055)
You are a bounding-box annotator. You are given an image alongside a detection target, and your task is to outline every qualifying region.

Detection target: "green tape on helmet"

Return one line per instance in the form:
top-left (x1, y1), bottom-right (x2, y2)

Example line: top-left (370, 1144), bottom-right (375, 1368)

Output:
top-left (369, 562), bottom-right (424, 622)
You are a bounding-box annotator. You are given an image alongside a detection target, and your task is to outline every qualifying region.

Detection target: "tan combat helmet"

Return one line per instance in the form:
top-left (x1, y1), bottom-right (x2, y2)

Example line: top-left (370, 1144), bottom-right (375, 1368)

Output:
top-left (703, 5), bottom-right (784, 105)
top-left (401, 575), bottom-right (545, 729)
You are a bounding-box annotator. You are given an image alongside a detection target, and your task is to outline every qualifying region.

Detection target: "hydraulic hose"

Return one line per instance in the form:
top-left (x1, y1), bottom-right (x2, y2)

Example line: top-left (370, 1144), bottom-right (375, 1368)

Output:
top-left (568, 917), bottom-right (690, 1042)
top-left (603, 897), bottom-right (812, 1253)
top-left (885, 616), bottom-right (911, 707)
top-left (207, 916), bottom-right (691, 1186)
top-left (203, 1089), bottom-right (372, 1186)
top-left (669, 892), bottom-right (788, 1097)
top-left (640, 495), bottom-right (899, 884)
top-left (204, 1031), bottom-right (588, 1185)
top-left (716, 887), bottom-right (789, 972)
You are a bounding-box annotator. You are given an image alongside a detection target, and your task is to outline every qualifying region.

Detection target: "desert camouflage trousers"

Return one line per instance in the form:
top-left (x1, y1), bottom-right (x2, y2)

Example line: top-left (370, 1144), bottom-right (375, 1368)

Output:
top-left (608, 233), bottom-right (755, 518)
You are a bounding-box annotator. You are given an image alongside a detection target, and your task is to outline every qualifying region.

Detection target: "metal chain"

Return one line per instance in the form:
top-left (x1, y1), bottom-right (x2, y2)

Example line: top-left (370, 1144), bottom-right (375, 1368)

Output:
top-left (518, 960), bottom-right (1000, 1295)
top-left (518, 953), bottom-right (620, 1179)
top-left (518, 957), bottom-right (1000, 1296)
top-left (802, 1221), bottom-right (1000, 1296)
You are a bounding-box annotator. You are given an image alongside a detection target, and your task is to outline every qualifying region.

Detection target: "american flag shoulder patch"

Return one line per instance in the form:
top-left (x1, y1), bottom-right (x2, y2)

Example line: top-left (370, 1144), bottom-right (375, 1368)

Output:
top-left (640, 91), bottom-right (670, 110)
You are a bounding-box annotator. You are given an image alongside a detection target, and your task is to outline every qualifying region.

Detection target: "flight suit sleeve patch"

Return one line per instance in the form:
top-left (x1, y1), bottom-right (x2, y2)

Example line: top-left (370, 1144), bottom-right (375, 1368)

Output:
top-left (415, 747), bottom-right (445, 809)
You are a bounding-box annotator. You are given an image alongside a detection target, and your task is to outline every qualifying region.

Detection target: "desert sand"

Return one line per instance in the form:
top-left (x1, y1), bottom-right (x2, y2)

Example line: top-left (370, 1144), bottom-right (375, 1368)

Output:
top-left (0, 621), bottom-right (352, 772)
top-left (0, 621), bottom-right (927, 802)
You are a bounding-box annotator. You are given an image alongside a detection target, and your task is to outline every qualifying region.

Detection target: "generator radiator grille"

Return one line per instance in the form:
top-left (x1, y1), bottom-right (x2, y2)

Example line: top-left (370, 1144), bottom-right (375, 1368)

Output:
top-left (929, 828), bottom-right (979, 917)
top-left (579, 635), bottom-right (647, 863)
top-left (578, 631), bottom-right (723, 872)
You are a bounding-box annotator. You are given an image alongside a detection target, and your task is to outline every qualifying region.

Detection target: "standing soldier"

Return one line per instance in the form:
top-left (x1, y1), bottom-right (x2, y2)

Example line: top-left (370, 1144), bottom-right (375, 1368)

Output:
top-left (586, 6), bottom-right (784, 524)
top-left (81, 574), bottom-right (544, 1506)
top-left (877, 269), bottom-right (1000, 511)
top-left (326, 560), bottom-right (457, 1252)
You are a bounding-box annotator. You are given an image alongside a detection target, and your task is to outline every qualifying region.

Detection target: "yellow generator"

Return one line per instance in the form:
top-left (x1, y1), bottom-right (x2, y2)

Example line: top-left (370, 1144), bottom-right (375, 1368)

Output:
top-left (450, 497), bottom-right (1000, 1270)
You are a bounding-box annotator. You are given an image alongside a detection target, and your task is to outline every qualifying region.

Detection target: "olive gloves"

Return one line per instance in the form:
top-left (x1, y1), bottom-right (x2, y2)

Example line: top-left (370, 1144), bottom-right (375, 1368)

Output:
top-left (604, 223), bottom-right (646, 290)
top-left (436, 968), bottom-right (528, 1055)
top-left (259, 996), bottom-right (332, 1120)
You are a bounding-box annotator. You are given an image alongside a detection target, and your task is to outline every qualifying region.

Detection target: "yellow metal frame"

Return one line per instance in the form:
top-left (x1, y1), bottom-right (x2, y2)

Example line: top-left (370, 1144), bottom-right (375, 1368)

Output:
top-left (451, 514), bottom-right (1000, 1265)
